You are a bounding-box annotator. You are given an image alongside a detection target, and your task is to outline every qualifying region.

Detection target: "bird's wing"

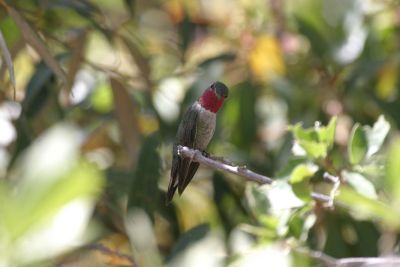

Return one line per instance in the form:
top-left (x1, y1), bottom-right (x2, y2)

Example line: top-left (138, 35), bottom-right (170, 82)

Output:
top-left (167, 103), bottom-right (200, 203)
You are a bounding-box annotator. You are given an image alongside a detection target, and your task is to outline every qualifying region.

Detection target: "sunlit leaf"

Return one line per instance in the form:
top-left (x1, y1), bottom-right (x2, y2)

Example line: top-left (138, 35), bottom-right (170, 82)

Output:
top-left (6, 124), bottom-right (104, 240)
top-left (337, 187), bottom-right (400, 229)
top-left (342, 171), bottom-right (377, 199)
top-left (289, 164), bottom-right (316, 184)
top-left (317, 116), bottom-right (337, 148)
top-left (289, 164), bottom-right (317, 201)
top-left (385, 138), bottom-right (400, 203)
top-left (0, 124), bottom-right (105, 265)
top-left (247, 182), bottom-right (304, 216)
top-left (348, 124), bottom-right (367, 165)
top-left (165, 224), bottom-right (209, 264)
top-left (289, 121), bottom-right (335, 159)
top-left (298, 140), bottom-right (327, 158)
top-left (229, 244), bottom-right (292, 267)
top-left (365, 115), bottom-right (390, 158)
top-left (166, 224), bottom-right (224, 267)
top-left (290, 123), bottom-right (319, 143)
top-left (91, 82), bottom-right (113, 113)
top-left (275, 158), bottom-right (307, 179)
top-left (125, 209), bottom-right (162, 267)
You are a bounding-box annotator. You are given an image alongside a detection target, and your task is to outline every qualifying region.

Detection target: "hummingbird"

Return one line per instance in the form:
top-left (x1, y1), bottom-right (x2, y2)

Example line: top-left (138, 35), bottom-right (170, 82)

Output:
top-left (166, 81), bottom-right (229, 203)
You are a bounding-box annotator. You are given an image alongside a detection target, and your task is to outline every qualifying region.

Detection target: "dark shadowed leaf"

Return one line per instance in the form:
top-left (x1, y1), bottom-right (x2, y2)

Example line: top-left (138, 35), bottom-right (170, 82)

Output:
top-left (124, 0), bottom-right (136, 15)
top-left (165, 224), bottom-right (210, 264)
top-left (128, 134), bottom-right (160, 214)
top-left (120, 35), bottom-right (152, 88)
top-left (199, 52), bottom-right (236, 68)
top-left (0, 29), bottom-right (15, 91)
top-left (5, 4), bottom-right (67, 83)
top-left (110, 77), bottom-right (141, 165)
top-left (231, 81), bottom-right (257, 150)
top-left (348, 124), bottom-right (367, 165)
top-left (22, 61), bottom-right (54, 117)
top-left (66, 29), bottom-right (87, 92)
top-left (295, 16), bottom-right (329, 59)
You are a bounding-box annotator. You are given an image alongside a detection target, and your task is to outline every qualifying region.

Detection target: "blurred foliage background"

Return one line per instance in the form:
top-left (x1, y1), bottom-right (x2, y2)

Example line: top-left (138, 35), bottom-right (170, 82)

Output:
top-left (0, 0), bottom-right (400, 266)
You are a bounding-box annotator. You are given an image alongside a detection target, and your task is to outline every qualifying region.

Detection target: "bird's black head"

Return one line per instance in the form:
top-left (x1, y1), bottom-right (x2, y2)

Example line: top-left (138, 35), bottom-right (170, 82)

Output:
top-left (211, 81), bottom-right (229, 98)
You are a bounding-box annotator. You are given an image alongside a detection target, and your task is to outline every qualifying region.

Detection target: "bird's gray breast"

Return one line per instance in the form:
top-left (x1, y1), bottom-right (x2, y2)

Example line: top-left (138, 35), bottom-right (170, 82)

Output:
top-left (194, 102), bottom-right (216, 150)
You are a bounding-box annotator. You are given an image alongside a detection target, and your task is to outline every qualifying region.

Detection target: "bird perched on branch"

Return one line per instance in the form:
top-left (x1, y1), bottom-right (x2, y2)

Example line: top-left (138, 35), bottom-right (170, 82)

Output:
top-left (166, 81), bottom-right (229, 204)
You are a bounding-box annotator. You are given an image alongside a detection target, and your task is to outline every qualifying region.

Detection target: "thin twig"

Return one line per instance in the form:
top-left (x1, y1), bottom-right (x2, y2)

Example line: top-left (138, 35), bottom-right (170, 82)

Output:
top-left (323, 172), bottom-right (341, 208)
top-left (177, 146), bottom-right (337, 204)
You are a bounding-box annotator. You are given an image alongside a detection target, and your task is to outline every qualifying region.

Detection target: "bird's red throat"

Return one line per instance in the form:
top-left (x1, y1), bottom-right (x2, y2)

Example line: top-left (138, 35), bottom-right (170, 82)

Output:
top-left (199, 88), bottom-right (225, 113)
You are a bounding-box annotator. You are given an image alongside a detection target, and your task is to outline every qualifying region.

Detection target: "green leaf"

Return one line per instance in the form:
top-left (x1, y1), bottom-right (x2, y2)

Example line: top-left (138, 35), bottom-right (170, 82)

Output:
top-left (342, 171), bottom-right (377, 199)
top-left (298, 140), bottom-right (328, 158)
top-left (275, 158), bottom-right (307, 179)
top-left (289, 119), bottom-right (337, 159)
top-left (317, 116), bottom-right (337, 148)
top-left (290, 123), bottom-right (319, 143)
top-left (348, 124), bottom-right (367, 165)
top-left (365, 115), bottom-right (390, 158)
top-left (289, 164), bottom-right (317, 201)
top-left (5, 124), bottom-right (105, 239)
top-left (385, 138), bottom-right (400, 203)
top-left (91, 82), bottom-right (113, 113)
top-left (246, 182), bottom-right (304, 216)
top-left (337, 187), bottom-right (400, 229)
top-left (267, 181), bottom-right (305, 211)
top-left (288, 211), bottom-right (316, 241)
top-left (15, 160), bottom-right (104, 239)
top-left (290, 164), bottom-right (316, 183)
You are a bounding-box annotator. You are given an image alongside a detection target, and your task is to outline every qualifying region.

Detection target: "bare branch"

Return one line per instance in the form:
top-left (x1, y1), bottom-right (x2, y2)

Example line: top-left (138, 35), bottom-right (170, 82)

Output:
top-left (177, 145), bottom-right (273, 184)
top-left (177, 146), bottom-right (339, 204)
top-left (335, 257), bottom-right (400, 267)
top-left (293, 246), bottom-right (400, 266)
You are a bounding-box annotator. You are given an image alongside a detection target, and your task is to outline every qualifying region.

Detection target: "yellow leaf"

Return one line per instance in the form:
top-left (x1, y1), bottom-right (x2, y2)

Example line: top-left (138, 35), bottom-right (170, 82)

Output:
top-left (249, 35), bottom-right (285, 82)
top-left (93, 233), bottom-right (136, 266)
top-left (376, 63), bottom-right (397, 100)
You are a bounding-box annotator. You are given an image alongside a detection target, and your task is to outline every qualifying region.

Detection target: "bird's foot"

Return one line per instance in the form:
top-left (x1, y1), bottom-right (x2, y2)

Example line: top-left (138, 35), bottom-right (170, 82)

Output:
top-left (201, 150), bottom-right (210, 157)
